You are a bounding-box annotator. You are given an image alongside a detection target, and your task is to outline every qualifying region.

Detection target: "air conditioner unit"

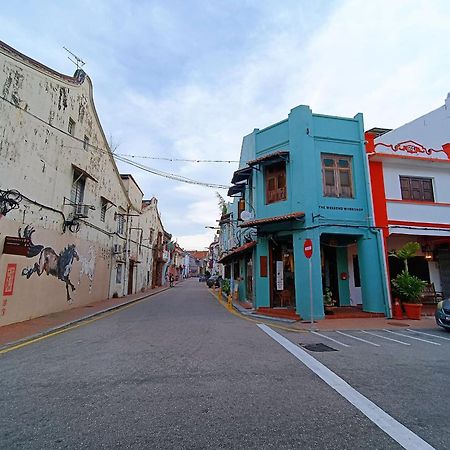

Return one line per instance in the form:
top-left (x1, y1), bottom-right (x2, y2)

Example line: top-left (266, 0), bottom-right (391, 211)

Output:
top-left (74, 204), bottom-right (89, 218)
top-left (112, 244), bottom-right (122, 255)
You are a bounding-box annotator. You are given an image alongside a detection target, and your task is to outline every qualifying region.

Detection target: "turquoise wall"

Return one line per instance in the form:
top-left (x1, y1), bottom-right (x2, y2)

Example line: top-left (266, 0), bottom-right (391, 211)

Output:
top-left (247, 105), bottom-right (389, 318)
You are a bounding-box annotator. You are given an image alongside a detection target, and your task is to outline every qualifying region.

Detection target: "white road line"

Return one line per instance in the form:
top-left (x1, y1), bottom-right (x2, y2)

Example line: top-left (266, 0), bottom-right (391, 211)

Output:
top-left (335, 330), bottom-right (380, 347)
top-left (383, 330), bottom-right (441, 346)
top-left (406, 329), bottom-right (450, 341)
top-left (311, 331), bottom-right (351, 348)
top-left (360, 330), bottom-right (411, 346)
top-left (257, 324), bottom-right (435, 450)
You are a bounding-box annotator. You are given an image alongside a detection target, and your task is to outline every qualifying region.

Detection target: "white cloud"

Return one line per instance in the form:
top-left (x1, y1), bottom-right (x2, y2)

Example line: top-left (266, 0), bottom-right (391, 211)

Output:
top-left (3, 0), bottom-right (449, 250)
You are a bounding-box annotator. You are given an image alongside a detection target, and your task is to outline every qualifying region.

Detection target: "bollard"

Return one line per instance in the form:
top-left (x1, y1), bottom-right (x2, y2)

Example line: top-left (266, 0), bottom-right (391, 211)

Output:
top-left (227, 294), bottom-right (232, 310)
top-left (218, 288), bottom-right (222, 300)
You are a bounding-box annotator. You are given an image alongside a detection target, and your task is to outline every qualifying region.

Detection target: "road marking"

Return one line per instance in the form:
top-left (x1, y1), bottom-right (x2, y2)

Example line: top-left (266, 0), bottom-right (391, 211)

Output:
top-left (335, 330), bottom-right (380, 346)
top-left (258, 324), bottom-right (435, 450)
top-left (208, 289), bottom-right (307, 335)
top-left (311, 331), bottom-right (351, 347)
top-left (360, 330), bottom-right (411, 346)
top-left (383, 330), bottom-right (441, 346)
top-left (406, 329), bottom-right (450, 341)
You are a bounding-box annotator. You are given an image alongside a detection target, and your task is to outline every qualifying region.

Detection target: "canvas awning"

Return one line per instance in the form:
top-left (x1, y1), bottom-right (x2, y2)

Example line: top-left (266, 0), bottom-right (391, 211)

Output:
top-left (227, 184), bottom-right (246, 197)
top-left (231, 166), bottom-right (253, 184)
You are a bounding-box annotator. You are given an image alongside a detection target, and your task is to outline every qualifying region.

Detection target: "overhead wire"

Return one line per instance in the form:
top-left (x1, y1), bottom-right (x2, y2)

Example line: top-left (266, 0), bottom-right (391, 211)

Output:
top-left (0, 94), bottom-right (232, 190)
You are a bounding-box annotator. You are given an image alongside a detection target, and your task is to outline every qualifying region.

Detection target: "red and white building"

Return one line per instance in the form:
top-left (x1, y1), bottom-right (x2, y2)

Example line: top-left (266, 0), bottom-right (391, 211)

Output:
top-left (366, 93), bottom-right (450, 298)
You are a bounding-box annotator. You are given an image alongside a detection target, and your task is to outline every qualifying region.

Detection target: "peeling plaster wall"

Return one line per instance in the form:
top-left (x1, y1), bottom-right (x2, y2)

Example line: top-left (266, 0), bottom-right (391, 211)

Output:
top-left (0, 43), bottom-right (165, 326)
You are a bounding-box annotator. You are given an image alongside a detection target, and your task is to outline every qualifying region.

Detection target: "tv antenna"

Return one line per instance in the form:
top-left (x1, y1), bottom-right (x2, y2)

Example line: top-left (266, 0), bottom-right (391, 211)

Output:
top-left (63, 46), bottom-right (85, 70)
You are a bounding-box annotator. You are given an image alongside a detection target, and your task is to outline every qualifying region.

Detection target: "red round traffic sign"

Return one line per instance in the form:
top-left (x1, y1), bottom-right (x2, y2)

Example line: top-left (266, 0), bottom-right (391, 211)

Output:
top-left (304, 239), bottom-right (313, 259)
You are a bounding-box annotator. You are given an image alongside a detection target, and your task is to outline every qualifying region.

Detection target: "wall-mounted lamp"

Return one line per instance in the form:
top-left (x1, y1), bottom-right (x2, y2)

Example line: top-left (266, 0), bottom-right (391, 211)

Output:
top-left (422, 244), bottom-right (434, 261)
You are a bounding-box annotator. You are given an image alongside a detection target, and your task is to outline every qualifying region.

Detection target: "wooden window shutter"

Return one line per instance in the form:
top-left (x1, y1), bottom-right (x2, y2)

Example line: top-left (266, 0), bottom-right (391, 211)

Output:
top-left (400, 177), bottom-right (411, 200)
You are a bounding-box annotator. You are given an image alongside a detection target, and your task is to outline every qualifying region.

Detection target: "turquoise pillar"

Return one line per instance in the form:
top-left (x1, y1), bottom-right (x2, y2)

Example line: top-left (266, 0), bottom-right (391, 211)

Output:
top-left (357, 234), bottom-right (386, 313)
top-left (294, 231), bottom-right (324, 320)
top-left (254, 237), bottom-right (270, 308)
top-left (336, 247), bottom-right (350, 306)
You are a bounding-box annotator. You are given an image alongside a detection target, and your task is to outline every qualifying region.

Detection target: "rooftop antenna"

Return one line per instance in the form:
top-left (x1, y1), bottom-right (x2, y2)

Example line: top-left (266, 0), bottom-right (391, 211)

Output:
top-left (63, 46), bottom-right (85, 70)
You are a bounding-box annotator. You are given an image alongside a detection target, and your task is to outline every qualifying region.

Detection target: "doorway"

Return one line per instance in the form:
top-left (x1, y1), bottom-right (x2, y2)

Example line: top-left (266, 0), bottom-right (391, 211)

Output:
top-left (321, 245), bottom-right (340, 306)
top-left (269, 236), bottom-right (295, 308)
top-left (128, 261), bottom-right (134, 295)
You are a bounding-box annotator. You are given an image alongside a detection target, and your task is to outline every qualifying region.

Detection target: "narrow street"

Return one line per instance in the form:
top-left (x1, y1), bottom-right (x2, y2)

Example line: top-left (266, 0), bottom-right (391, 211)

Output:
top-left (1, 279), bottom-right (448, 449)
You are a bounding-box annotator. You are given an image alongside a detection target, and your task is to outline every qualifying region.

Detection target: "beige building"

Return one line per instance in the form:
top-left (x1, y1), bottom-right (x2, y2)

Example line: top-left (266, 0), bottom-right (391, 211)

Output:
top-left (0, 40), bottom-right (169, 326)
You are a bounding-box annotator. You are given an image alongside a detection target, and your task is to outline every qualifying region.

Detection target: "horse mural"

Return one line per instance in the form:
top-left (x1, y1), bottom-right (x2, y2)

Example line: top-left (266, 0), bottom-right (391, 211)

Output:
top-left (21, 238), bottom-right (80, 303)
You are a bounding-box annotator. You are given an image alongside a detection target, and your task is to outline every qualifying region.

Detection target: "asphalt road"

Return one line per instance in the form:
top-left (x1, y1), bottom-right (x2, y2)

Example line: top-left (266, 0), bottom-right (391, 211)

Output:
top-left (1, 279), bottom-right (448, 449)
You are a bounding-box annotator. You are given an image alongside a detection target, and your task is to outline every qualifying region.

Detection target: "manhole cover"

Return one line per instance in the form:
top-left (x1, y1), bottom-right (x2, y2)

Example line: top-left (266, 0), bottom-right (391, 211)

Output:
top-left (300, 343), bottom-right (338, 352)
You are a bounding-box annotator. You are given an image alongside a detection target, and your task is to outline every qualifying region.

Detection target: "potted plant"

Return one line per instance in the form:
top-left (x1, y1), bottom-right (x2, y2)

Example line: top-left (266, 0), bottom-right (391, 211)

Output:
top-left (390, 242), bottom-right (426, 319)
top-left (391, 271), bottom-right (426, 319)
top-left (323, 287), bottom-right (335, 314)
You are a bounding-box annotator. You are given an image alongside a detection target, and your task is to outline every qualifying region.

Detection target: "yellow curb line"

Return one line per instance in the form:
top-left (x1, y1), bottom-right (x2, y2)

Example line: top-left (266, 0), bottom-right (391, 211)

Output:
top-left (0, 290), bottom-right (168, 356)
top-left (208, 289), bottom-right (307, 334)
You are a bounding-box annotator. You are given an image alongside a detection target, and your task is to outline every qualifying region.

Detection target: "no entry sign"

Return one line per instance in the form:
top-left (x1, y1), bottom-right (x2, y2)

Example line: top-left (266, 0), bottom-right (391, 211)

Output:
top-left (303, 239), bottom-right (313, 259)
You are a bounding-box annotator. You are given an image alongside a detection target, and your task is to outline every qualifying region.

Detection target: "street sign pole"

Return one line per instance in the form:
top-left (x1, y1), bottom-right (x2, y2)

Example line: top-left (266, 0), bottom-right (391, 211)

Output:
top-left (303, 238), bottom-right (314, 330)
top-left (309, 257), bottom-right (314, 330)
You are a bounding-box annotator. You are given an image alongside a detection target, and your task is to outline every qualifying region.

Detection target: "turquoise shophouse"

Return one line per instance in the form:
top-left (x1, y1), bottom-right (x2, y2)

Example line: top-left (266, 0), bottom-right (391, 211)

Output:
top-left (224, 104), bottom-right (390, 320)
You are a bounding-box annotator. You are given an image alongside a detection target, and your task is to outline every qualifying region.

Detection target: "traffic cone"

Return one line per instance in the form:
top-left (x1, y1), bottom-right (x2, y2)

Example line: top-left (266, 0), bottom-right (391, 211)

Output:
top-left (392, 298), bottom-right (403, 320)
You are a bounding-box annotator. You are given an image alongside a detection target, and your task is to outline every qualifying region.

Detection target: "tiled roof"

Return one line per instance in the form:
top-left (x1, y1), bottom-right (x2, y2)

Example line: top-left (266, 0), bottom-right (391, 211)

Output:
top-left (247, 151), bottom-right (289, 166)
top-left (189, 251), bottom-right (208, 260)
top-left (218, 241), bottom-right (256, 264)
top-left (239, 212), bottom-right (304, 228)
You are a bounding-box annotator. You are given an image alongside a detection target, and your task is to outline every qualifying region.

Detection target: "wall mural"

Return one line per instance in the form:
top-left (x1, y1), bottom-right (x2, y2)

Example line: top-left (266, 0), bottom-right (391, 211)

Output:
top-left (19, 226), bottom-right (80, 303)
top-left (78, 245), bottom-right (96, 293)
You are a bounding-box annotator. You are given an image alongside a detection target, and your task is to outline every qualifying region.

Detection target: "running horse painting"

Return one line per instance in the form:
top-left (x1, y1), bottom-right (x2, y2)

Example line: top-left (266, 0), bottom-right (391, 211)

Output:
top-left (22, 244), bottom-right (80, 303)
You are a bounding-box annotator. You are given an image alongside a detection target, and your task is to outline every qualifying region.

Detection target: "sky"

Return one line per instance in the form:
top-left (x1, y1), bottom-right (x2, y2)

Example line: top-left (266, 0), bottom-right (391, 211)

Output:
top-left (1, 0), bottom-right (449, 250)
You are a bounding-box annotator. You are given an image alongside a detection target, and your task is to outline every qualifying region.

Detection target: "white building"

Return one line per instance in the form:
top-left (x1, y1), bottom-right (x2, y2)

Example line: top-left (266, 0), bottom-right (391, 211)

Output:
top-left (367, 93), bottom-right (450, 297)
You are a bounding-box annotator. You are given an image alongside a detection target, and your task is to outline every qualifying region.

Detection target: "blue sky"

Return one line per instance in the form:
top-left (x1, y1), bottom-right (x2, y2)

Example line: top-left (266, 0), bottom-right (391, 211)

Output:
top-left (1, 0), bottom-right (449, 249)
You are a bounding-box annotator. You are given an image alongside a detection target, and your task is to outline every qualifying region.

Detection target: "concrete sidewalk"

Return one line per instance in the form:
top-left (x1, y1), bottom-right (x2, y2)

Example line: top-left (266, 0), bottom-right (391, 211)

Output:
top-left (0, 283), bottom-right (176, 350)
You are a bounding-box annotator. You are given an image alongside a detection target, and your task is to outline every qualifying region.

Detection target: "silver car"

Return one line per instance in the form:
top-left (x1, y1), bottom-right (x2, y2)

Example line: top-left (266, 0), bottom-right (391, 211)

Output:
top-left (435, 299), bottom-right (450, 331)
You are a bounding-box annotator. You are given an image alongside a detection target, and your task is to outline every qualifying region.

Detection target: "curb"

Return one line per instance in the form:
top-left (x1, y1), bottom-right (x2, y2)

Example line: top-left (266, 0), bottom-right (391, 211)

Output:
top-left (213, 289), bottom-right (297, 324)
top-left (0, 286), bottom-right (171, 352)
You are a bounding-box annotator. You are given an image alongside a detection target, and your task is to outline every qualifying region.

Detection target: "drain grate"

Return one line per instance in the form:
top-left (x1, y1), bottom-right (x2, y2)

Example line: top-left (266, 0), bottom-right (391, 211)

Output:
top-left (300, 343), bottom-right (338, 352)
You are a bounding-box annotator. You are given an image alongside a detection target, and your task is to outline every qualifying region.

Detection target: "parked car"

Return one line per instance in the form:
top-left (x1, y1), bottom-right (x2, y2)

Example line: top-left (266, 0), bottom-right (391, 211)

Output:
top-left (206, 275), bottom-right (222, 288)
top-left (435, 298), bottom-right (450, 331)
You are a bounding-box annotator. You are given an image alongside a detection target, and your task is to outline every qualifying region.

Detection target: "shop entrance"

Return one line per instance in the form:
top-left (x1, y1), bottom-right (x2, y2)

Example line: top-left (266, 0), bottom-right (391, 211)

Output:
top-left (321, 245), bottom-right (340, 306)
top-left (269, 236), bottom-right (295, 308)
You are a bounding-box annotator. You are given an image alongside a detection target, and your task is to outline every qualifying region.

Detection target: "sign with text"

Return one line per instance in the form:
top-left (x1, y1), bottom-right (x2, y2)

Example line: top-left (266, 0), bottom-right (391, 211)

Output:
top-left (303, 239), bottom-right (313, 259)
top-left (276, 261), bottom-right (284, 291)
top-left (3, 263), bottom-right (17, 296)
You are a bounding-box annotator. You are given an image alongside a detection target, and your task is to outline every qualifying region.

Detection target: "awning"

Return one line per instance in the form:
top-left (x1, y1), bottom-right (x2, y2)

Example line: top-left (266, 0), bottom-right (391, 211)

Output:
top-left (218, 241), bottom-right (256, 264)
top-left (218, 213), bottom-right (231, 225)
top-left (239, 211), bottom-right (305, 228)
top-left (231, 166), bottom-right (252, 184)
top-left (227, 184), bottom-right (245, 197)
top-left (72, 164), bottom-right (98, 183)
top-left (247, 150), bottom-right (289, 167)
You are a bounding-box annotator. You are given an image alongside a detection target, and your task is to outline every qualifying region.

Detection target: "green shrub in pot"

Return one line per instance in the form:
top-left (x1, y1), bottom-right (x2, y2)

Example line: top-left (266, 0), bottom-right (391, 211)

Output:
top-left (391, 270), bottom-right (426, 304)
